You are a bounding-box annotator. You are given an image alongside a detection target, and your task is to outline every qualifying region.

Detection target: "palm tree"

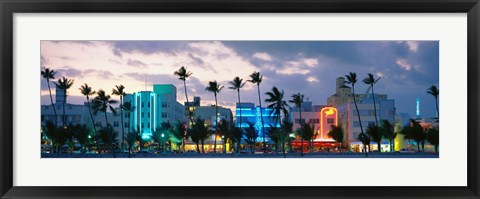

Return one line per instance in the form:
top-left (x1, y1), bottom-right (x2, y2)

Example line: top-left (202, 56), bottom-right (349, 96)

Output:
top-left (228, 77), bottom-right (246, 128)
top-left (267, 126), bottom-right (281, 156)
top-left (187, 127), bottom-right (201, 154)
top-left (171, 121), bottom-right (187, 153)
top-left (243, 122), bottom-right (258, 154)
top-left (131, 127), bottom-right (143, 154)
top-left (298, 123), bottom-right (316, 153)
top-left (125, 130), bottom-right (140, 158)
top-left (248, 71), bottom-right (267, 152)
top-left (366, 124), bottom-right (383, 153)
top-left (363, 73), bottom-right (381, 126)
top-left (79, 84), bottom-right (100, 152)
top-left (357, 132), bottom-right (371, 156)
top-left (230, 126), bottom-right (244, 155)
top-left (121, 101), bottom-right (135, 153)
top-left (265, 86), bottom-right (290, 154)
top-left (427, 85), bottom-right (439, 119)
top-left (112, 85), bottom-right (126, 149)
top-left (281, 119), bottom-right (293, 156)
top-left (41, 67), bottom-right (58, 126)
top-left (289, 93), bottom-right (304, 155)
top-left (186, 118), bottom-right (211, 154)
top-left (205, 80), bottom-right (224, 154)
top-left (54, 77), bottom-right (74, 127)
top-left (91, 89), bottom-right (118, 158)
top-left (174, 66), bottom-right (194, 126)
top-left (380, 120), bottom-right (396, 152)
top-left (98, 126), bottom-right (118, 156)
top-left (42, 121), bottom-right (62, 153)
top-left (426, 128), bottom-right (439, 153)
top-left (345, 72), bottom-right (367, 157)
top-left (71, 124), bottom-right (90, 153)
top-left (266, 87), bottom-right (289, 126)
top-left (400, 119), bottom-right (426, 152)
top-left (327, 125), bottom-right (344, 152)
top-left (216, 119), bottom-right (230, 154)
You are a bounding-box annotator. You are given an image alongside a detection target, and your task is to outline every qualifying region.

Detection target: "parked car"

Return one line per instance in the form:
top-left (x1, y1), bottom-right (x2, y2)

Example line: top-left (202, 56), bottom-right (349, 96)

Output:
top-left (398, 148), bottom-right (416, 153)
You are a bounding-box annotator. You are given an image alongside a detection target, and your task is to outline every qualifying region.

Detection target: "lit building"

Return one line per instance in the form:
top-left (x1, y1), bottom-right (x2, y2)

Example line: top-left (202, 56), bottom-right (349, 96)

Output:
top-left (235, 102), bottom-right (279, 143)
top-left (329, 77), bottom-right (396, 152)
top-left (289, 101), bottom-right (339, 150)
top-left (124, 84), bottom-right (187, 140)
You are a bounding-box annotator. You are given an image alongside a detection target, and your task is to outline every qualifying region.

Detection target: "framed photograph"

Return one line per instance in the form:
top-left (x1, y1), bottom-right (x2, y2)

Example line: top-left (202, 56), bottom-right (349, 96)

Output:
top-left (1, 0), bottom-right (479, 198)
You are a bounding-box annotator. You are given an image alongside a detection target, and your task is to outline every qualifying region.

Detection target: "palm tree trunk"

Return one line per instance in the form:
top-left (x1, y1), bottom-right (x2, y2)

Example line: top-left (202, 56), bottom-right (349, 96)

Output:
top-left (282, 141), bottom-right (286, 158)
top-left (223, 138), bottom-right (226, 154)
top-left (371, 86), bottom-right (378, 126)
top-left (378, 142), bottom-right (381, 153)
top-left (120, 96), bottom-right (125, 151)
top-left (183, 80), bottom-right (194, 126)
top-left (352, 86), bottom-right (366, 157)
top-left (46, 79), bottom-right (58, 126)
top-left (435, 97), bottom-right (439, 118)
top-left (63, 89), bottom-right (67, 127)
top-left (236, 138), bottom-right (241, 155)
top-left (86, 97), bottom-right (101, 154)
top-left (257, 85), bottom-right (266, 153)
top-left (251, 141), bottom-right (254, 154)
top-left (235, 90), bottom-right (243, 155)
top-left (104, 112), bottom-right (116, 158)
top-left (128, 132), bottom-right (131, 158)
top-left (213, 94), bottom-right (218, 154)
top-left (201, 140), bottom-right (205, 154)
top-left (196, 142), bottom-right (200, 153)
top-left (237, 90), bottom-right (242, 127)
top-left (417, 141), bottom-right (420, 152)
top-left (435, 145), bottom-right (438, 153)
top-left (183, 137), bottom-right (186, 153)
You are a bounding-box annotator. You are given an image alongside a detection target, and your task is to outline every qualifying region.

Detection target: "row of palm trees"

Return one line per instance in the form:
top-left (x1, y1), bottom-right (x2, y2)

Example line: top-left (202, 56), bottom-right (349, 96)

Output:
top-left (344, 72), bottom-right (439, 156)
top-left (42, 66), bottom-right (440, 157)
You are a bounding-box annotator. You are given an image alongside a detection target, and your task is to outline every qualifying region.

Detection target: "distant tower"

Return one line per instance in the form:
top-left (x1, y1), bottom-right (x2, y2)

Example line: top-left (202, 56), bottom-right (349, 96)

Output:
top-left (416, 97), bottom-right (420, 118)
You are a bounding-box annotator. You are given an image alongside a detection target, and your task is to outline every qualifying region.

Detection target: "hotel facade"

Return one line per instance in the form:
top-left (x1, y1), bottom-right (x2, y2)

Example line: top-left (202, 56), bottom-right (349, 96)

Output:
top-left (328, 77), bottom-right (396, 152)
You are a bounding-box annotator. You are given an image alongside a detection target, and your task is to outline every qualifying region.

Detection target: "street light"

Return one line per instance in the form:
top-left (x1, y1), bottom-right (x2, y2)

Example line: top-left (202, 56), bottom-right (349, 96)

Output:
top-left (161, 133), bottom-right (165, 153)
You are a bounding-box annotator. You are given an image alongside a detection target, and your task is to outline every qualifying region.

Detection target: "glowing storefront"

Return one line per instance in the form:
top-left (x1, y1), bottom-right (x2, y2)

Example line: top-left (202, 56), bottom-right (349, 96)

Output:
top-left (290, 105), bottom-right (339, 151)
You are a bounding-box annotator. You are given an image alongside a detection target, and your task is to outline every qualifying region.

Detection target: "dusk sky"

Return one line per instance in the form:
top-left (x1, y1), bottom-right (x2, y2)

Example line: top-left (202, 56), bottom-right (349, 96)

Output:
top-left (40, 41), bottom-right (439, 118)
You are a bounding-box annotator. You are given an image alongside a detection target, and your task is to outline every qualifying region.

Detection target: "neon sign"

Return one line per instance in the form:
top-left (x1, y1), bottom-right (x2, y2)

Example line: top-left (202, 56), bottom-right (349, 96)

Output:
top-left (324, 107), bottom-right (335, 116)
top-left (320, 107), bottom-right (338, 141)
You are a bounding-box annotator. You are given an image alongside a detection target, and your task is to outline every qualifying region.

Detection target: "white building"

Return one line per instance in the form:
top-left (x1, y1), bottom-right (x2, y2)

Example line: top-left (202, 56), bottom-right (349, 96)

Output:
top-left (328, 77), bottom-right (396, 152)
top-left (41, 87), bottom-right (127, 145)
top-left (124, 84), bottom-right (187, 140)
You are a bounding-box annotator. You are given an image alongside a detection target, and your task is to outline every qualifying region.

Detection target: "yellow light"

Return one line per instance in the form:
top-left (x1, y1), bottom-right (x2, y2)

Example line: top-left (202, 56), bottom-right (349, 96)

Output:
top-left (320, 106), bottom-right (338, 140)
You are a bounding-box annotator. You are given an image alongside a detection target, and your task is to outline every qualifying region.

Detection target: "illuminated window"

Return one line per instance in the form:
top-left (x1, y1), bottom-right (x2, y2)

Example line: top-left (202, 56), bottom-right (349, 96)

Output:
top-left (327, 118), bottom-right (334, 124)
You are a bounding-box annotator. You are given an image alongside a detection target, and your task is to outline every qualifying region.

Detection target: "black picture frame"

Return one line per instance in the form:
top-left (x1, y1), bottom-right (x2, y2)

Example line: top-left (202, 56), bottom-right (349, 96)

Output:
top-left (1, 0), bottom-right (479, 198)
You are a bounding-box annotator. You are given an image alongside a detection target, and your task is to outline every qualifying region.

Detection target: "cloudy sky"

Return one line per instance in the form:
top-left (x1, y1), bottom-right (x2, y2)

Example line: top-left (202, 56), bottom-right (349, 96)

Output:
top-left (41, 40), bottom-right (439, 118)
